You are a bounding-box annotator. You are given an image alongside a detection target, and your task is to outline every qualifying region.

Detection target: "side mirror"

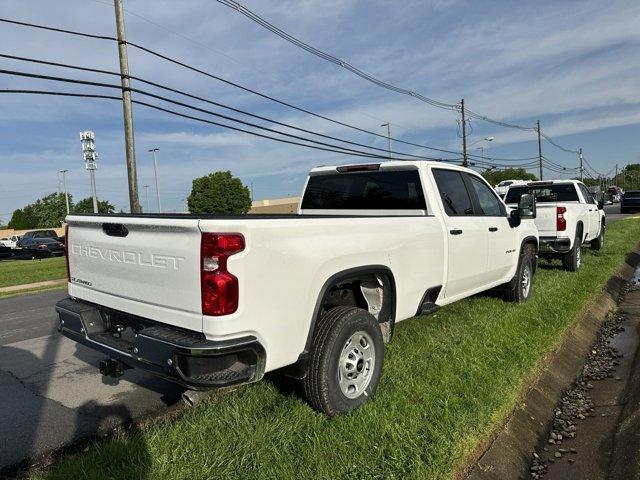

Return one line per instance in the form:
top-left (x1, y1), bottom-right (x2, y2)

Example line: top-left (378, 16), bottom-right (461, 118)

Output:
top-left (509, 193), bottom-right (536, 228)
top-left (518, 193), bottom-right (536, 219)
top-left (597, 200), bottom-right (604, 210)
top-left (508, 209), bottom-right (521, 228)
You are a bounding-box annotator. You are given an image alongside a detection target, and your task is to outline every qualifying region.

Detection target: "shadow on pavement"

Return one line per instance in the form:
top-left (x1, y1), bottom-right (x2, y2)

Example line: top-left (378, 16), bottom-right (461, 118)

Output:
top-left (0, 330), bottom-right (181, 478)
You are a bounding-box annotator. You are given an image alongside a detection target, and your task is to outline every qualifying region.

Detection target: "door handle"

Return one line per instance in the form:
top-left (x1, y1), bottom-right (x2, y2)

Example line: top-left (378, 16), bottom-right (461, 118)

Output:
top-left (449, 229), bottom-right (463, 235)
top-left (489, 227), bottom-right (498, 232)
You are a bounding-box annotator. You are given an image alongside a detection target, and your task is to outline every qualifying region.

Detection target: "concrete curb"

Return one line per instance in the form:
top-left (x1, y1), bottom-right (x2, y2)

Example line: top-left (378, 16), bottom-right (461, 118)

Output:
top-left (467, 244), bottom-right (640, 480)
top-left (0, 279), bottom-right (66, 294)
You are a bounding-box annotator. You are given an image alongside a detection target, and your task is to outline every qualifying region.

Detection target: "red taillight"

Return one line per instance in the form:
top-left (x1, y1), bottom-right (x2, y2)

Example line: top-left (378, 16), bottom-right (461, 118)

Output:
top-left (64, 224), bottom-right (70, 282)
top-left (201, 233), bottom-right (245, 316)
top-left (557, 206), bottom-right (567, 231)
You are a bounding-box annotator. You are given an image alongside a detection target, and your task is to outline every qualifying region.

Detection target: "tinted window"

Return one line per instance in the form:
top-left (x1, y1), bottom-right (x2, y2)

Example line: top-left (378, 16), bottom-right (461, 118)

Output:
top-left (433, 169), bottom-right (474, 216)
top-left (579, 184), bottom-right (595, 204)
top-left (505, 184), bottom-right (579, 203)
top-left (468, 174), bottom-right (504, 216)
top-left (301, 169), bottom-right (426, 210)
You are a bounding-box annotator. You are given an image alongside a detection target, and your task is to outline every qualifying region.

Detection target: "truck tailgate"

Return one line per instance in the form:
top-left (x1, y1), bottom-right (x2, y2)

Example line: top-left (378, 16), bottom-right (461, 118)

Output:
top-left (66, 215), bottom-right (203, 332)
top-left (534, 204), bottom-right (558, 237)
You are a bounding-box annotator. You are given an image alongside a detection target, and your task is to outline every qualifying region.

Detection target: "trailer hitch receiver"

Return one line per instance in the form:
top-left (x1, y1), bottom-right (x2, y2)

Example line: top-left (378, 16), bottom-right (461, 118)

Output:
top-left (99, 358), bottom-right (131, 378)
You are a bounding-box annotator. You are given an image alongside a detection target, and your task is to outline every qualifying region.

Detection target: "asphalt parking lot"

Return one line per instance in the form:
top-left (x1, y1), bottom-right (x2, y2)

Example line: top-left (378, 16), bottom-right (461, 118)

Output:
top-left (0, 290), bottom-right (184, 471)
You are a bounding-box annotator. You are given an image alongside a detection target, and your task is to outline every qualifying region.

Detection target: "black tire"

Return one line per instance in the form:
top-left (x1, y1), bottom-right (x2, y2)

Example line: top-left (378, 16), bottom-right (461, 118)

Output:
top-left (504, 244), bottom-right (535, 302)
top-left (303, 306), bottom-right (384, 416)
top-left (590, 223), bottom-right (604, 251)
top-left (562, 230), bottom-right (582, 271)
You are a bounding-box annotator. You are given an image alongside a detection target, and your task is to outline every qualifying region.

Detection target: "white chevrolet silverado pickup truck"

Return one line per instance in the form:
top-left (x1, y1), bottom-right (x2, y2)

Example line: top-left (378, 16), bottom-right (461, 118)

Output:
top-left (504, 180), bottom-right (605, 272)
top-left (56, 161), bottom-right (538, 415)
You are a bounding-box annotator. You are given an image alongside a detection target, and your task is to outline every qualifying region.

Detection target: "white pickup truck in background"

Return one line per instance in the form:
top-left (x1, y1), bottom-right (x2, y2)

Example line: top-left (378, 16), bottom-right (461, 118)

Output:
top-left (504, 180), bottom-right (605, 271)
top-left (494, 179), bottom-right (528, 198)
top-left (56, 161), bottom-right (538, 416)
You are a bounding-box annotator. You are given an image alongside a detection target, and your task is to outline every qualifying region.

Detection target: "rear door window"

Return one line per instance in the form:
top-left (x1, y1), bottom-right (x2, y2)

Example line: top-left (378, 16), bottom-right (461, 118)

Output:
top-left (432, 169), bottom-right (474, 216)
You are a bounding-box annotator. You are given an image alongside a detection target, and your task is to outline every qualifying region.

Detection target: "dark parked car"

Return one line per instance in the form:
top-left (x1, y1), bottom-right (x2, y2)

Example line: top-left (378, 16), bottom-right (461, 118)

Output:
top-left (0, 243), bottom-right (11, 259)
top-left (621, 191), bottom-right (640, 213)
top-left (18, 238), bottom-right (65, 258)
top-left (17, 229), bottom-right (64, 247)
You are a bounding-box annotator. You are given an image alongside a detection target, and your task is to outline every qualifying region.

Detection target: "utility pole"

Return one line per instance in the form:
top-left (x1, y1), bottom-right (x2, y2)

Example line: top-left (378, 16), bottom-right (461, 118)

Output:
top-left (536, 120), bottom-right (543, 180)
top-left (115, 0), bottom-right (141, 213)
top-left (461, 99), bottom-right (468, 167)
top-left (143, 184), bottom-right (150, 213)
top-left (615, 164), bottom-right (618, 186)
top-left (59, 169), bottom-right (70, 215)
top-left (381, 123), bottom-right (392, 158)
top-left (149, 148), bottom-right (162, 213)
top-left (578, 147), bottom-right (584, 181)
top-left (80, 131), bottom-right (99, 213)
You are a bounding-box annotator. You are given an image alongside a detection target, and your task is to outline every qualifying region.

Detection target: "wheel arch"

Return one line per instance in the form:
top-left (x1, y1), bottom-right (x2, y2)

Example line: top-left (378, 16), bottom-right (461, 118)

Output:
top-left (286, 265), bottom-right (396, 379)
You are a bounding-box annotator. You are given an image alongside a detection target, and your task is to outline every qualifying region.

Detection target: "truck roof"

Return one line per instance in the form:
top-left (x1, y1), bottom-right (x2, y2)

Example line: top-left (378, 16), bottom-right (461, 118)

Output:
top-left (523, 179), bottom-right (582, 186)
top-left (309, 160), bottom-right (468, 174)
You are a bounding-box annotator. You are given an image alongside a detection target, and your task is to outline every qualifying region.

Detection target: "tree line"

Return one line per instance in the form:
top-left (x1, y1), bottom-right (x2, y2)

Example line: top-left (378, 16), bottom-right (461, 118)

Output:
top-left (14, 163), bottom-right (634, 230)
top-left (7, 193), bottom-right (114, 229)
top-left (5, 170), bottom-right (251, 230)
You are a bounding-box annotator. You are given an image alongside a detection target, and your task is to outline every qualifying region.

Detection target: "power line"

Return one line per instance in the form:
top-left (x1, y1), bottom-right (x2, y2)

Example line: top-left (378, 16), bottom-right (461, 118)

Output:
top-left (215, 0), bottom-right (458, 111)
top-left (0, 68), bottom-right (457, 161)
top-left (0, 17), bottom-right (561, 162)
top-left (0, 16), bottom-right (583, 164)
top-left (539, 132), bottom-right (579, 154)
top-left (0, 53), bottom-right (542, 164)
top-left (212, 0), bottom-right (584, 151)
top-left (0, 88), bottom-right (455, 162)
top-left (0, 56), bottom-right (460, 161)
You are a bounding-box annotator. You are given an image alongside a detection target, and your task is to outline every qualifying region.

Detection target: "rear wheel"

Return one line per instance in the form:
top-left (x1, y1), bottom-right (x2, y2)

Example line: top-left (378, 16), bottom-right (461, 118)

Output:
top-left (303, 306), bottom-right (384, 416)
top-left (590, 223), bottom-right (604, 251)
top-left (562, 230), bottom-right (582, 271)
top-left (504, 245), bottom-right (535, 302)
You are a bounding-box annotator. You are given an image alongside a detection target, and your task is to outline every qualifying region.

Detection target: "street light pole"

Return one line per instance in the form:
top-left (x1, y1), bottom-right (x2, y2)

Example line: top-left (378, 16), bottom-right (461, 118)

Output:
top-left (143, 184), bottom-right (150, 213)
top-left (149, 148), bottom-right (162, 213)
top-left (59, 169), bottom-right (70, 214)
top-left (380, 123), bottom-right (392, 158)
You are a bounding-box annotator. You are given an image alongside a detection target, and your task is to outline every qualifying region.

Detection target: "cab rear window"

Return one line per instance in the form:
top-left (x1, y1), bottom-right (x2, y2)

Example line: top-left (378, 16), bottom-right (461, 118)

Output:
top-left (505, 184), bottom-right (579, 203)
top-left (301, 169), bottom-right (426, 210)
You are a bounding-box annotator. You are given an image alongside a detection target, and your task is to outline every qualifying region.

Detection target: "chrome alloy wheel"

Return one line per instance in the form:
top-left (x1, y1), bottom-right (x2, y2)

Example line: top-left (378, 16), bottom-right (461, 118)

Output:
top-left (338, 331), bottom-right (375, 399)
top-left (521, 263), bottom-right (532, 298)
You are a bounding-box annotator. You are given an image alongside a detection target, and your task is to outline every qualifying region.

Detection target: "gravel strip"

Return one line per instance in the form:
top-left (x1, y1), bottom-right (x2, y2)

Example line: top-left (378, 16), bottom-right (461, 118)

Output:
top-left (529, 284), bottom-right (630, 479)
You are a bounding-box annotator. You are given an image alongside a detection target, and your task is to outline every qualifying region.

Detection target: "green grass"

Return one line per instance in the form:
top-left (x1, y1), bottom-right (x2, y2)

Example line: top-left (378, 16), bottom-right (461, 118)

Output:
top-left (40, 219), bottom-right (640, 480)
top-left (0, 256), bottom-right (66, 288)
top-left (0, 284), bottom-right (66, 299)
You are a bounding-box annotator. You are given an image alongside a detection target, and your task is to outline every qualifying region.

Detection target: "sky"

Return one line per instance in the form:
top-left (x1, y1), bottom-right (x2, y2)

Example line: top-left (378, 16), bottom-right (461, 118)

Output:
top-left (0, 0), bottom-right (639, 219)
